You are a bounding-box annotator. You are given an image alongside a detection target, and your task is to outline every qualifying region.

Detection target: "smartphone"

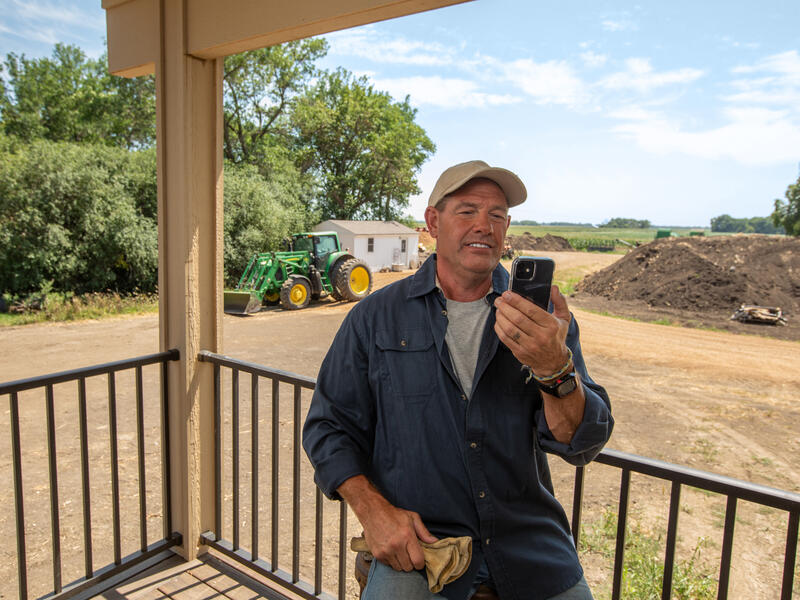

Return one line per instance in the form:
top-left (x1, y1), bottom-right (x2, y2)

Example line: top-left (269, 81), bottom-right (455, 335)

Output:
top-left (509, 256), bottom-right (554, 310)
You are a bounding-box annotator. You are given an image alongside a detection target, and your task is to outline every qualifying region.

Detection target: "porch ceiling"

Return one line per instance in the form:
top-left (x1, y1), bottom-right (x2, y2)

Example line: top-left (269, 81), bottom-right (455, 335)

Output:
top-left (102, 0), bottom-right (473, 77)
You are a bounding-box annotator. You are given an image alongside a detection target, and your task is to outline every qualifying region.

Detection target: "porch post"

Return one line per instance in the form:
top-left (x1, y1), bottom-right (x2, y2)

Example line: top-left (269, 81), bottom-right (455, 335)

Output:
top-left (156, 0), bottom-right (223, 559)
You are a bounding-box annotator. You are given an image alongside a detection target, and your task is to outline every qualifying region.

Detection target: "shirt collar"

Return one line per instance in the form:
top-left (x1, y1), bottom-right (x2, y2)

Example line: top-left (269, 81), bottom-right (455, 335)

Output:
top-left (408, 253), bottom-right (510, 302)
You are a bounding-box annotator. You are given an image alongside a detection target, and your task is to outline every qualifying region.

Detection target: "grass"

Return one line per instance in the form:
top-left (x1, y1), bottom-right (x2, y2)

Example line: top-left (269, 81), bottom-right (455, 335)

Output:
top-left (0, 291), bottom-right (158, 326)
top-left (579, 508), bottom-right (716, 600)
top-left (690, 439), bottom-right (719, 464)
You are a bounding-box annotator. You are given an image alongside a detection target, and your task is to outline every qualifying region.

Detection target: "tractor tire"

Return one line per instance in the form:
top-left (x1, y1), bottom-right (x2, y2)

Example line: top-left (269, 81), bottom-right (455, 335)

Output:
top-left (328, 258), bottom-right (347, 301)
top-left (262, 291), bottom-right (280, 306)
top-left (335, 258), bottom-right (372, 302)
top-left (279, 276), bottom-right (311, 310)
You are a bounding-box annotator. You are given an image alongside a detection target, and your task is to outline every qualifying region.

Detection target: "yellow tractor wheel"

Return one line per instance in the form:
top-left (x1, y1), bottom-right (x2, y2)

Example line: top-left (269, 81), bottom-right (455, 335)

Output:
top-left (279, 276), bottom-right (311, 310)
top-left (335, 258), bottom-right (373, 302)
top-left (263, 291), bottom-right (280, 305)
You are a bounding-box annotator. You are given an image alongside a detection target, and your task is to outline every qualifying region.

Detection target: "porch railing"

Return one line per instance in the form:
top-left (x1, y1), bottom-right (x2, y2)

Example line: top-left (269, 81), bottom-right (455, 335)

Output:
top-left (2, 350), bottom-right (181, 600)
top-left (198, 350), bottom-right (347, 600)
top-left (570, 450), bottom-right (799, 600)
top-left (200, 350), bottom-right (799, 600)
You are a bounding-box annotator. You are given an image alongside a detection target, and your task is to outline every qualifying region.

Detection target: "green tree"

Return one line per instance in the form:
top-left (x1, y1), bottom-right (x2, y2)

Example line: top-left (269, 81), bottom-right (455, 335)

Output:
top-left (223, 161), bottom-right (316, 284)
top-left (0, 43), bottom-right (155, 149)
top-left (292, 68), bottom-right (435, 220)
top-left (711, 213), bottom-right (784, 234)
top-left (222, 38), bottom-right (328, 168)
top-left (601, 217), bottom-right (651, 229)
top-left (772, 175), bottom-right (800, 236)
top-left (0, 136), bottom-right (158, 295)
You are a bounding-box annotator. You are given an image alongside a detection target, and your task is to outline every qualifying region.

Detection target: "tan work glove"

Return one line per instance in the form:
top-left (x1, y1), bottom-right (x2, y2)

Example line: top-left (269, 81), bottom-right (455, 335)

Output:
top-left (351, 535), bottom-right (472, 593)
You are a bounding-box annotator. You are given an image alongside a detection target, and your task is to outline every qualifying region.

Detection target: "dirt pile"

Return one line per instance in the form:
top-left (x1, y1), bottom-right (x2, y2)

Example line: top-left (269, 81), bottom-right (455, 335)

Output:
top-left (575, 235), bottom-right (800, 315)
top-left (507, 233), bottom-right (574, 252)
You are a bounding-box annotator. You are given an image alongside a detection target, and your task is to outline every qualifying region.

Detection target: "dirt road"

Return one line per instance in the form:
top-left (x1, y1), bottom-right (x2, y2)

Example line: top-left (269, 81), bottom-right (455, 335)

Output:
top-left (2, 252), bottom-right (798, 598)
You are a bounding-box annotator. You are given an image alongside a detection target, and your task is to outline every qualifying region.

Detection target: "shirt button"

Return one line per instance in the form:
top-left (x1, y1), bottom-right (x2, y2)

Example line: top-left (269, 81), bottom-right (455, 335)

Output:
top-left (479, 491), bottom-right (486, 498)
top-left (470, 442), bottom-right (477, 449)
top-left (460, 394), bottom-right (467, 401)
top-left (442, 309), bottom-right (448, 316)
top-left (400, 339), bottom-right (407, 347)
top-left (485, 538), bottom-right (491, 545)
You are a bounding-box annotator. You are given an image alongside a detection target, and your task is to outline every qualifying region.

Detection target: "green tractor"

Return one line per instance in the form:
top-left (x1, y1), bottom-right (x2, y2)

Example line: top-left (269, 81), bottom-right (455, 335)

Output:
top-left (224, 232), bottom-right (373, 314)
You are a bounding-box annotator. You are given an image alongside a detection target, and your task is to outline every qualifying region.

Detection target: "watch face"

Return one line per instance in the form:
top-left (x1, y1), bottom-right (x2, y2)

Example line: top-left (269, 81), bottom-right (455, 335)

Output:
top-left (556, 376), bottom-right (578, 397)
top-left (540, 373), bottom-right (577, 398)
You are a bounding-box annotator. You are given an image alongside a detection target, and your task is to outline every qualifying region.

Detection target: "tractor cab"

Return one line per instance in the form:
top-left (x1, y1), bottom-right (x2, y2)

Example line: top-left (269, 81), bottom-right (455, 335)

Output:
top-left (292, 232), bottom-right (340, 270)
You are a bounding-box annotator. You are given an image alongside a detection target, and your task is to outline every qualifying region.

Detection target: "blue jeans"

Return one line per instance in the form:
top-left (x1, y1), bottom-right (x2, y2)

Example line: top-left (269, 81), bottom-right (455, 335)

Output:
top-left (361, 558), bottom-right (594, 600)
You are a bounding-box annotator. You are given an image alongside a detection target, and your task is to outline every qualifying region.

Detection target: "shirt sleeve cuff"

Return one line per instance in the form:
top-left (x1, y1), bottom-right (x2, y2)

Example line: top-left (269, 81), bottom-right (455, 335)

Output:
top-left (536, 382), bottom-right (614, 466)
top-left (311, 449), bottom-right (367, 501)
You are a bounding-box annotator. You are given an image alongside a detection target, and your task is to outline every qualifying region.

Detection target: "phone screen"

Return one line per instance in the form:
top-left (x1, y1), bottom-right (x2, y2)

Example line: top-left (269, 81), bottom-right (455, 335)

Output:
top-left (509, 257), bottom-right (554, 310)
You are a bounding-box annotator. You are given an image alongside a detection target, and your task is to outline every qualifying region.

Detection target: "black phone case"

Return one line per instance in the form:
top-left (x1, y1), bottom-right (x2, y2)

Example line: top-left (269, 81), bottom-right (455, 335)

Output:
top-left (509, 257), bottom-right (554, 310)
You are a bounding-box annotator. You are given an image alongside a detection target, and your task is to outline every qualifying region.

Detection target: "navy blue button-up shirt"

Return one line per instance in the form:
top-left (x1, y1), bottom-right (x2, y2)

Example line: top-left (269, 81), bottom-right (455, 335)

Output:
top-left (303, 255), bottom-right (613, 600)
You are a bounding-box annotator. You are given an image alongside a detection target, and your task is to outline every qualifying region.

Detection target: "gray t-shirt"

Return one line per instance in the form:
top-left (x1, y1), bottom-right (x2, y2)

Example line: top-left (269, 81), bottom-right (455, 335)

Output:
top-left (444, 295), bottom-right (491, 398)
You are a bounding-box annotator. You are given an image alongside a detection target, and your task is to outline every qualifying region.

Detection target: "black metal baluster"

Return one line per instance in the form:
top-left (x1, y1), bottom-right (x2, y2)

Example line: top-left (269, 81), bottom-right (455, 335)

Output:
top-left (339, 501), bottom-right (348, 600)
top-left (271, 378), bottom-right (279, 571)
top-left (611, 468), bottom-right (630, 600)
top-left (160, 358), bottom-right (172, 537)
top-left (214, 363), bottom-right (221, 539)
top-left (315, 487), bottom-right (323, 595)
top-left (108, 373), bottom-right (121, 564)
top-left (46, 384), bottom-right (62, 592)
top-left (232, 368), bottom-right (240, 550)
top-left (572, 465), bottom-right (585, 548)
top-left (292, 384), bottom-right (301, 582)
top-left (135, 366), bottom-right (148, 551)
top-left (77, 378), bottom-right (93, 578)
top-left (251, 373), bottom-right (259, 562)
top-left (781, 509), bottom-right (798, 600)
top-left (10, 392), bottom-right (28, 600)
top-left (717, 495), bottom-right (737, 600)
top-left (662, 481), bottom-right (682, 600)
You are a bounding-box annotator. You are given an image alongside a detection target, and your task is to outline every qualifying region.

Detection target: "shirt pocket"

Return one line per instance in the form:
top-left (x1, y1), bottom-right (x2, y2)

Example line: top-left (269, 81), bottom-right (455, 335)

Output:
top-left (376, 328), bottom-right (436, 400)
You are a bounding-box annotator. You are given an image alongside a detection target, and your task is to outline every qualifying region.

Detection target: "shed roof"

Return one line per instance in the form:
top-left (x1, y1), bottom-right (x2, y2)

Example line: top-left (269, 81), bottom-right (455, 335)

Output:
top-left (318, 220), bottom-right (418, 235)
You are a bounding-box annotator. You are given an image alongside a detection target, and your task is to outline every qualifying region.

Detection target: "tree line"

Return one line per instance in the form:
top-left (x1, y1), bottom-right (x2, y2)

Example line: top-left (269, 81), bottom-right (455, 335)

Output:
top-left (710, 214), bottom-right (784, 234)
top-left (0, 41), bottom-right (434, 297)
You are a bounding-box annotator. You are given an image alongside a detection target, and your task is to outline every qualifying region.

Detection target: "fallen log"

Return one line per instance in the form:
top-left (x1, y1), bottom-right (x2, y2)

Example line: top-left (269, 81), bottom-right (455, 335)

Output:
top-left (730, 304), bottom-right (787, 326)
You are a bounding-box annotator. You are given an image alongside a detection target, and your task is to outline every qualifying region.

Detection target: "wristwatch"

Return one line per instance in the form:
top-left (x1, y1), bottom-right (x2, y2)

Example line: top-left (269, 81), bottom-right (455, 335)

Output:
top-left (537, 371), bottom-right (578, 398)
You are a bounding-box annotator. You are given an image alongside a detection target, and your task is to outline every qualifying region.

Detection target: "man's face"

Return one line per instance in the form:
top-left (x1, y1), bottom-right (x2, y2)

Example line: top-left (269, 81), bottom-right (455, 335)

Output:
top-left (425, 178), bottom-right (510, 283)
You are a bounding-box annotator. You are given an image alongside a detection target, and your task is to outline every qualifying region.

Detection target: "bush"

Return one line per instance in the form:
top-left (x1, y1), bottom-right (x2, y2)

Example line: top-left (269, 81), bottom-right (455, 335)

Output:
top-left (0, 136), bottom-right (158, 295)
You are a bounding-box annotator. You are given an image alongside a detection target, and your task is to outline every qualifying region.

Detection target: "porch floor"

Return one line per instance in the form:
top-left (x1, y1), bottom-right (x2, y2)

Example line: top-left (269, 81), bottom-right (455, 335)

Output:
top-left (90, 551), bottom-right (297, 600)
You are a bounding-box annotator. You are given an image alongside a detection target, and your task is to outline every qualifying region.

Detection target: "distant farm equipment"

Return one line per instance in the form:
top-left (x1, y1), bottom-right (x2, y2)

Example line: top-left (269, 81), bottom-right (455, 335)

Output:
top-left (224, 232), bottom-right (372, 314)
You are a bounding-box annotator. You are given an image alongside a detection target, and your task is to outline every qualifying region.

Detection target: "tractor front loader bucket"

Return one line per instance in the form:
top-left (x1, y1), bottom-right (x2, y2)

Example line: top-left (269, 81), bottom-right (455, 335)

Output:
top-left (224, 290), bottom-right (262, 315)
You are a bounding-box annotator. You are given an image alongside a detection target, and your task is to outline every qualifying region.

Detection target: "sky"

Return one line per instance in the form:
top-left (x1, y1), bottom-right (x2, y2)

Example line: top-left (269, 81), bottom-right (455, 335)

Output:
top-left (1, 1), bottom-right (799, 226)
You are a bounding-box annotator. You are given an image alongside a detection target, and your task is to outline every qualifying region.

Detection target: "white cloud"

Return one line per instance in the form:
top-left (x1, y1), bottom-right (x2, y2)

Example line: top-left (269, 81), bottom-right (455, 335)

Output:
top-left (600, 58), bottom-right (705, 93)
top-left (602, 19), bottom-right (638, 32)
top-left (326, 28), bottom-right (454, 66)
top-left (609, 105), bottom-right (800, 165)
top-left (726, 51), bottom-right (800, 110)
top-left (11, 0), bottom-right (104, 30)
top-left (503, 58), bottom-right (587, 107)
top-left (371, 76), bottom-right (521, 109)
top-left (580, 51), bottom-right (607, 68)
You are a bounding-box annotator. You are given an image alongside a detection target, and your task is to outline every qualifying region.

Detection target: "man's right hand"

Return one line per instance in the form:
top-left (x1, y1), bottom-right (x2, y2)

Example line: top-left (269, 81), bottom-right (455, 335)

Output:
top-left (338, 475), bottom-right (437, 572)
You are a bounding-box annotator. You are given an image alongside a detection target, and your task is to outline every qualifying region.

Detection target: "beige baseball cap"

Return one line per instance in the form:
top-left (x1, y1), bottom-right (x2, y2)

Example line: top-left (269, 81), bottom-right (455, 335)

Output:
top-left (428, 160), bottom-right (527, 208)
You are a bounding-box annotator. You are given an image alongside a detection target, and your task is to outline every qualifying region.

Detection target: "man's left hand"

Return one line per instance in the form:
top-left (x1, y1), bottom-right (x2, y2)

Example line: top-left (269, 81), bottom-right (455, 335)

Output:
top-left (494, 285), bottom-right (571, 376)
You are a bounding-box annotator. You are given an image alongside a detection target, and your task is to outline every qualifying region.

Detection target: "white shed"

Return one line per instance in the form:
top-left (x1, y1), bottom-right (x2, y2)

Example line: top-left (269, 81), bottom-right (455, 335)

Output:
top-left (314, 220), bottom-right (420, 272)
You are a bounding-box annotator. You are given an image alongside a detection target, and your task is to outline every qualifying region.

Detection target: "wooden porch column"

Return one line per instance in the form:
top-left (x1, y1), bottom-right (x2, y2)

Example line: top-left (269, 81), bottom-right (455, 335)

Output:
top-left (156, 0), bottom-right (223, 559)
top-left (104, 0), bottom-right (473, 562)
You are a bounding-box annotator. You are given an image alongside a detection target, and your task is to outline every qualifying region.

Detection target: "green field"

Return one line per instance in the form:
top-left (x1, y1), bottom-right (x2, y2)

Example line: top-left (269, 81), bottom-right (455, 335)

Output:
top-left (414, 221), bottom-right (710, 250)
top-left (505, 225), bottom-right (709, 251)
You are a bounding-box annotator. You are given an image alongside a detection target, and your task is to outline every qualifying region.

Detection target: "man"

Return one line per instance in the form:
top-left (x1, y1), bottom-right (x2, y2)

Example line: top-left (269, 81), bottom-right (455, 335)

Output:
top-left (303, 160), bottom-right (613, 600)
